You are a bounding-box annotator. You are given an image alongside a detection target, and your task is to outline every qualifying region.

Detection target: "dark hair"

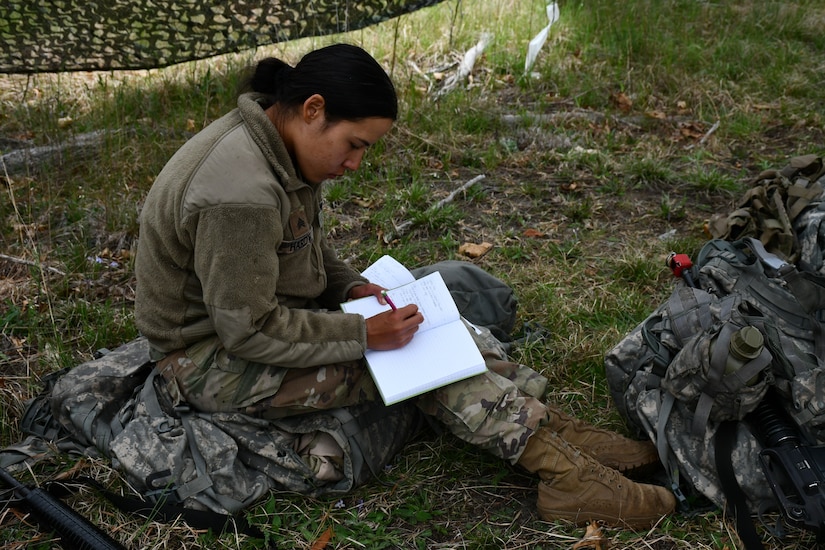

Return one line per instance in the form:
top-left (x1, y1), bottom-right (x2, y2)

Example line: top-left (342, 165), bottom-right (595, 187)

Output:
top-left (242, 43), bottom-right (397, 122)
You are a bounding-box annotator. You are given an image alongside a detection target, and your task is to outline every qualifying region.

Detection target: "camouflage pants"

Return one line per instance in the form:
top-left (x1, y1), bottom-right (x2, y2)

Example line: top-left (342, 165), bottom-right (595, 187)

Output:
top-left (156, 326), bottom-right (549, 466)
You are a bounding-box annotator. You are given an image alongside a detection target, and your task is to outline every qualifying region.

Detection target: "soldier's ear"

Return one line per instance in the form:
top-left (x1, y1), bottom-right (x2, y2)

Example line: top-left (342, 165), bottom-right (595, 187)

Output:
top-left (302, 94), bottom-right (326, 123)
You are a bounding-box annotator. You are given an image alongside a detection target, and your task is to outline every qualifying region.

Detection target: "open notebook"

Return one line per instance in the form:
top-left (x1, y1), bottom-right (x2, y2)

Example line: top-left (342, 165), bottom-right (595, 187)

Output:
top-left (341, 256), bottom-right (487, 405)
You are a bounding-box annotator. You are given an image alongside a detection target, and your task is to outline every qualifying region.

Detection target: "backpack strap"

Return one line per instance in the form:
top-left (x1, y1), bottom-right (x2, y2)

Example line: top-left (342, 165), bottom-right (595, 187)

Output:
top-left (328, 401), bottom-right (424, 487)
top-left (655, 392), bottom-right (689, 511)
top-left (715, 420), bottom-right (766, 550)
top-left (641, 313), bottom-right (672, 380)
top-left (44, 475), bottom-right (264, 540)
top-left (327, 408), bottom-right (369, 484)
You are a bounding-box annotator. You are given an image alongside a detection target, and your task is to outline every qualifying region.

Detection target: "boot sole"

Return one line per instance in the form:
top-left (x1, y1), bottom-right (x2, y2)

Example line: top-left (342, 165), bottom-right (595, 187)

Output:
top-left (537, 504), bottom-right (667, 530)
top-left (537, 485), bottom-right (675, 530)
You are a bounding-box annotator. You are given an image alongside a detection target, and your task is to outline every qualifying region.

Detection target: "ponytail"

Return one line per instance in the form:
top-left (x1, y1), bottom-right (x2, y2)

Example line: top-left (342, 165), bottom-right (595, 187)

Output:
top-left (240, 44), bottom-right (397, 122)
top-left (244, 57), bottom-right (292, 98)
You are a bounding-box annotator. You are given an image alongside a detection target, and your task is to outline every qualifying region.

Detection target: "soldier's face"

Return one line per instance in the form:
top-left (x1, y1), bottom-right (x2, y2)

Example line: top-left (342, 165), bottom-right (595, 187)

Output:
top-left (296, 115), bottom-right (393, 185)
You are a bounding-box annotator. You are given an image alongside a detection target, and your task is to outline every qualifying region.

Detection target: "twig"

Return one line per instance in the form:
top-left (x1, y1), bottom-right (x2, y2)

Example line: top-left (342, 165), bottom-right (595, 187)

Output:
top-left (432, 174), bottom-right (486, 210)
top-left (392, 175), bottom-right (486, 239)
top-left (501, 110), bottom-right (643, 131)
top-left (698, 119), bottom-right (721, 145)
top-left (0, 253), bottom-right (66, 276)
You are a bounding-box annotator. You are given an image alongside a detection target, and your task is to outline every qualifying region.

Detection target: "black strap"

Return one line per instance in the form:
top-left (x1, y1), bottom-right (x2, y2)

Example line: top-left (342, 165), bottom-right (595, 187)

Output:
top-left (715, 421), bottom-right (764, 549)
top-left (45, 476), bottom-right (268, 542)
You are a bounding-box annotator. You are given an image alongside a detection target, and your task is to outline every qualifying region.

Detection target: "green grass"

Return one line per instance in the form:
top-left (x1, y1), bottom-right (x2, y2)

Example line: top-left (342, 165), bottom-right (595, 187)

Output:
top-left (2, 0), bottom-right (825, 548)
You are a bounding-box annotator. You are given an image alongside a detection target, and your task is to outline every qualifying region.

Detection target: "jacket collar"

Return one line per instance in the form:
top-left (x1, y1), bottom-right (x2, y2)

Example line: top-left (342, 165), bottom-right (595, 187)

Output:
top-left (238, 93), bottom-right (309, 193)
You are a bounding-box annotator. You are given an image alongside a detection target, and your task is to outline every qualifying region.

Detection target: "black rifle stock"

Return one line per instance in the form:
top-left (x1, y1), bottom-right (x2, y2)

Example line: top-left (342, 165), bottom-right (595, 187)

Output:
top-left (753, 399), bottom-right (825, 541)
top-left (0, 467), bottom-right (126, 550)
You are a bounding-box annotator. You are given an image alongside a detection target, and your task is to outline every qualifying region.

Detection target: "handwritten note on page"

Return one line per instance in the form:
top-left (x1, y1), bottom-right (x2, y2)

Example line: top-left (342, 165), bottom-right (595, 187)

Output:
top-left (341, 264), bottom-right (487, 405)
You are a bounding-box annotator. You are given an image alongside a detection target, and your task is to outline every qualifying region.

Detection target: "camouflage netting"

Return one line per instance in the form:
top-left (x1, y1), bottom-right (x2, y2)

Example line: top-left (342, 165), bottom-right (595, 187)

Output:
top-left (1, 0), bottom-right (445, 74)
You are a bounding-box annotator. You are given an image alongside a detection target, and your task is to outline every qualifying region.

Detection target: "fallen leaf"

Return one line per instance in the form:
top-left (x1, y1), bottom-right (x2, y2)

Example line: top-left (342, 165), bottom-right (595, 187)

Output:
top-left (186, 119), bottom-right (196, 132)
top-left (572, 521), bottom-right (609, 549)
top-left (703, 221), bottom-right (713, 238)
top-left (645, 110), bottom-right (668, 120)
top-left (611, 91), bottom-right (632, 113)
top-left (310, 526), bottom-right (334, 550)
top-left (678, 122), bottom-right (705, 140)
top-left (458, 242), bottom-right (493, 258)
top-left (523, 228), bottom-right (546, 238)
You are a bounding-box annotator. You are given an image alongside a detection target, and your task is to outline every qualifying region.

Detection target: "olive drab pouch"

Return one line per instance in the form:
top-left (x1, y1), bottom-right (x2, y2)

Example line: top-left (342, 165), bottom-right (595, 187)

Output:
top-left (706, 154), bottom-right (825, 264)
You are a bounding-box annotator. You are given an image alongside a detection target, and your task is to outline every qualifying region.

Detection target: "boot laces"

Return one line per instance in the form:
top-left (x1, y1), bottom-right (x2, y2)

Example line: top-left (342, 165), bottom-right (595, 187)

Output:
top-left (579, 446), bottom-right (622, 486)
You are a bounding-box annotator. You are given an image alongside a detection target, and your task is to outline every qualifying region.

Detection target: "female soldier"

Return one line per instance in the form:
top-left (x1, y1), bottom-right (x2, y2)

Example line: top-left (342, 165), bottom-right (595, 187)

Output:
top-left (135, 43), bottom-right (675, 529)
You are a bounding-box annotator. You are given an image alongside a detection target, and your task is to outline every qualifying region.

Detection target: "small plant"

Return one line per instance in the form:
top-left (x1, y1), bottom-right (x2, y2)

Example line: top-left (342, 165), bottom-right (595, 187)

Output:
top-left (623, 156), bottom-right (676, 186)
top-left (563, 194), bottom-right (595, 223)
top-left (659, 192), bottom-right (687, 221)
top-left (323, 180), bottom-right (352, 205)
top-left (611, 253), bottom-right (665, 288)
top-left (689, 167), bottom-right (741, 193)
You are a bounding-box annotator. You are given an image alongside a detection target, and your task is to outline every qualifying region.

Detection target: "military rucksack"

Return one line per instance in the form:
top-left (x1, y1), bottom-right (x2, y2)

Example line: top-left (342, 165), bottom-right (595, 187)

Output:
top-left (41, 337), bottom-right (421, 529)
top-left (605, 154), bottom-right (825, 546)
top-left (606, 237), bottom-right (825, 542)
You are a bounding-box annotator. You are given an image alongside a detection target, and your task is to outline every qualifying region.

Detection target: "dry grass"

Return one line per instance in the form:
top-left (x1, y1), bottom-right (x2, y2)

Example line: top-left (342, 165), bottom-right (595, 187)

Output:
top-left (3, 0), bottom-right (825, 548)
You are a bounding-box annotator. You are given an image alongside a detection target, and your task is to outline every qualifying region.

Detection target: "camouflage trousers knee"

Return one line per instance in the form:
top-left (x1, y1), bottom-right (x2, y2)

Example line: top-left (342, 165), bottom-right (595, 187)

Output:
top-left (415, 353), bottom-right (550, 463)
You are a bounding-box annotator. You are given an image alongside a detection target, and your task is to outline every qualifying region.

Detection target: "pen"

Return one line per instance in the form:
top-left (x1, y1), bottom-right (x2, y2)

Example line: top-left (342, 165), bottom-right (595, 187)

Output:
top-left (381, 290), bottom-right (398, 312)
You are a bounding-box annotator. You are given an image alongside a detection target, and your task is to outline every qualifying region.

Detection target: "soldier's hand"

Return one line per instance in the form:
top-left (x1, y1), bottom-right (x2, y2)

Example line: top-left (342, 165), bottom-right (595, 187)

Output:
top-left (365, 304), bottom-right (423, 350)
top-left (347, 283), bottom-right (387, 302)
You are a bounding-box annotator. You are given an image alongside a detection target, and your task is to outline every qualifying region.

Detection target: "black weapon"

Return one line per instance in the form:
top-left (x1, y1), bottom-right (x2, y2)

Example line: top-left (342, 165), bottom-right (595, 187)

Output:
top-left (751, 399), bottom-right (825, 541)
top-left (0, 466), bottom-right (127, 550)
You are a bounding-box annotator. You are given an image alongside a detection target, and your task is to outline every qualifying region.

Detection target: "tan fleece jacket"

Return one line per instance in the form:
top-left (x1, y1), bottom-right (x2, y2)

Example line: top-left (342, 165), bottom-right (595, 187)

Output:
top-left (135, 93), bottom-right (368, 367)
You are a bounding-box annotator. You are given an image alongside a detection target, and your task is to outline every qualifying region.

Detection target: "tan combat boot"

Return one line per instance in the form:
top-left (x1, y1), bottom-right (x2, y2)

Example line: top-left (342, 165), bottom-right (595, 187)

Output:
top-left (544, 404), bottom-right (660, 475)
top-left (518, 428), bottom-right (676, 529)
